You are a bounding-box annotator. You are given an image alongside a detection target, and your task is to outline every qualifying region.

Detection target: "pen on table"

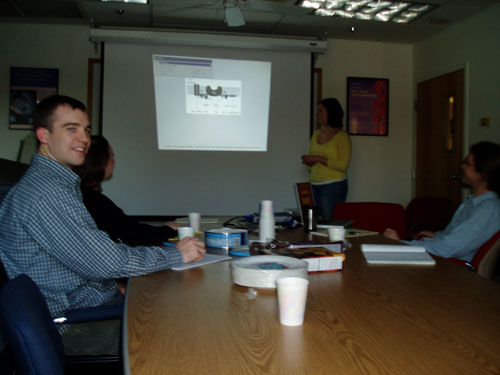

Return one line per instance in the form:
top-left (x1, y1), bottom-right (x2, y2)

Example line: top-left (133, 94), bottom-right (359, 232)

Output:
top-left (310, 231), bottom-right (328, 237)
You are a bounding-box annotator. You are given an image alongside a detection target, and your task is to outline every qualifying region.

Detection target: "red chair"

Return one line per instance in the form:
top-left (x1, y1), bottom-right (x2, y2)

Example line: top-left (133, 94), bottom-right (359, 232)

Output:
top-left (405, 197), bottom-right (452, 238)
top-left (333, 202), bottom-right (406, 239)
top-left (448, 230), bottom-right (500, 279)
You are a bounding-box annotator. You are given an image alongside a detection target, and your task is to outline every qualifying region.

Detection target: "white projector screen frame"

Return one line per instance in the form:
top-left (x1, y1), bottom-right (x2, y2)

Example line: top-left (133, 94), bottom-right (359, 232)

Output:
top-left (101, 42), bottom-right (312, 216)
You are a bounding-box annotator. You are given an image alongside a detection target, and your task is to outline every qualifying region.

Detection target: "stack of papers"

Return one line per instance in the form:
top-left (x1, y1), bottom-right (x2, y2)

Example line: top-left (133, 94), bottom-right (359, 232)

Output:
top-left (361, 244), bottom-right (436, 266)
top-left (172, 253), bottom-right (231, 270)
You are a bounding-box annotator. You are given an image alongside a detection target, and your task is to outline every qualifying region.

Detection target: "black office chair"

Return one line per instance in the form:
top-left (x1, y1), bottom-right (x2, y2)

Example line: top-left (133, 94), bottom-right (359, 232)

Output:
top-left (0, 274), bottom-right (125, 375)
top-left (0, 259), bottom-right (124, 374)
top-left (0, 261), bottom-right (15, 374)
top-left (0, 274), bottom-right (67, 374)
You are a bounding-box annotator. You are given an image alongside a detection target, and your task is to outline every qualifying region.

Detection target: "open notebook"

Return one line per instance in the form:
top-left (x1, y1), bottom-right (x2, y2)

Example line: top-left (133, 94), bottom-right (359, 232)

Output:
top-left (361, 244), bottom-right (436, 265)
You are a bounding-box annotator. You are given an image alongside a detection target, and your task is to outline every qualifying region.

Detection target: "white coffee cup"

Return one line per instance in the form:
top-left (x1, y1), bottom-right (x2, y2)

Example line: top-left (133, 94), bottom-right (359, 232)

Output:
top-left (178, 226), bottom-right (195, 240)
top-left (188, 212), bottom-right (201, 232)
top-left (328, 226), bottom-right (345, 242)
top-left (276, 277), bottom-right (309, 326)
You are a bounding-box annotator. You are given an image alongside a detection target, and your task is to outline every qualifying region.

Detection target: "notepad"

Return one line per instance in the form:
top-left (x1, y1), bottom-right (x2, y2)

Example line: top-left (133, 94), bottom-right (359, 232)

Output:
top-left (172, 253), bottom-right (231, 271)
top-left (361, 244), bottom-right (436, 265)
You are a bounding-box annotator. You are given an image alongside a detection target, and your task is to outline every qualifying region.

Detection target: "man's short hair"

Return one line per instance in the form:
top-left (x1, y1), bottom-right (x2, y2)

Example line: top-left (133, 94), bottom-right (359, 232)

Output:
top-left (470, 141), bottom-right (500, 196)
top-left (33, 95), bottom-right (86, 132)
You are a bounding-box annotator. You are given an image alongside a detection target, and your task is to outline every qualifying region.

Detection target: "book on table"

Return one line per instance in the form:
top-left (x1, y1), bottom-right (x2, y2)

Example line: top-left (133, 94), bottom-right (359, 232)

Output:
top-left (361, 244), bottom-right (436, 265)
top-left (259, 243), bottom-right (345, 273)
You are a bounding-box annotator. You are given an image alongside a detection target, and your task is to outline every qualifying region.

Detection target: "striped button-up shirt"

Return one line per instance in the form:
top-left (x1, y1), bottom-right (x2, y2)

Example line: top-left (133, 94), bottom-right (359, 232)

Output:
top-left (0, 154), bottom-right (183, 318)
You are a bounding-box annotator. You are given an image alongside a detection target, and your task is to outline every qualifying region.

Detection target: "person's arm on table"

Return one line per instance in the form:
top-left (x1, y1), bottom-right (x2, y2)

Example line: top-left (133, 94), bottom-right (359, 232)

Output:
top-left (83, 189), bottom-right (177, 246)
top-left (384, 200), bottom-right (499, 261)
top-left (28, 188), bottom-right (204, 281)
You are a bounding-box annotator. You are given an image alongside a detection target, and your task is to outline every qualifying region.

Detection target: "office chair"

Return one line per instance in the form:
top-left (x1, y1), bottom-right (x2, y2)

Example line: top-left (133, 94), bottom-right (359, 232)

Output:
top-left (333, 202), bottom-right (406, 239)
top-left (0, 257), bottom-right (123, 374)
top-left (0, 261), bottom-right (15, 374)
top-left (405, 197), bottom-right (452, 238)
top-left (448, 230), bottom-right (500, 280)
top-left (0, 274), bottom-right (124, 375)
top-left (0, 274), bottom-right (66, 375)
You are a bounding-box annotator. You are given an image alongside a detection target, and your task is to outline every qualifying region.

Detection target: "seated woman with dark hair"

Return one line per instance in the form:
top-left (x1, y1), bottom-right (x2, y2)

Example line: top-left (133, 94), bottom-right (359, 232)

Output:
top-left (74, 135), bottom-right (178, 246)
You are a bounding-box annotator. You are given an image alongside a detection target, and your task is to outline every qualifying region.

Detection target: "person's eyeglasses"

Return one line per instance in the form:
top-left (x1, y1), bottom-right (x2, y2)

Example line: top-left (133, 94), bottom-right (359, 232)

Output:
top-left (461, 158), bottom-right (472, 166)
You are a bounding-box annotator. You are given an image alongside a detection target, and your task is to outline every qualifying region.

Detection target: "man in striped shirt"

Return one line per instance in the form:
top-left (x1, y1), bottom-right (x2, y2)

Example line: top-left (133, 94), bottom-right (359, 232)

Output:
top-left (0, 95), bottom-right (205, 355)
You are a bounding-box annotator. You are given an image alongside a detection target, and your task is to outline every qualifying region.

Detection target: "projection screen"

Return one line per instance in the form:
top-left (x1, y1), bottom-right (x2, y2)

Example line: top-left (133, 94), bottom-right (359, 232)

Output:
top-left (99, 35), bottom-right (319, 216)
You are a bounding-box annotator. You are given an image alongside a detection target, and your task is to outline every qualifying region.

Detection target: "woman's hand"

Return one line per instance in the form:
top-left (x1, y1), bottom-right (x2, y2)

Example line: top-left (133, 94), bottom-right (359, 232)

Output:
top-left (301, 155), bottom-right (327, 166)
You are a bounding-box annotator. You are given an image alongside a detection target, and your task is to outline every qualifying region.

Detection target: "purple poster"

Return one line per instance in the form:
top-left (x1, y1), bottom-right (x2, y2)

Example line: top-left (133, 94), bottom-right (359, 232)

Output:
top-left (347, 77), bottom-right (389, 136)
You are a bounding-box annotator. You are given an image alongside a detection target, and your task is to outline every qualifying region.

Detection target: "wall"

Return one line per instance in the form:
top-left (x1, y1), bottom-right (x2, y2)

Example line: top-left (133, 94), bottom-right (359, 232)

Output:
top-left (3, 13), bottom-right (495, 212)
top-left (414, 2), bottom-right (500, 149)
top-left (316, 39), bottom-right (414, 207)
top-left (0, 22), bottom-right (99, 160)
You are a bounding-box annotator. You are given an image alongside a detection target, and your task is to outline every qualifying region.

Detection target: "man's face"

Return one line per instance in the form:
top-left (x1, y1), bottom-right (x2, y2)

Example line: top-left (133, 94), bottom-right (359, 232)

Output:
top-left (461, 153), bottom-right (483, 187)
top-left (37, 104), bottom-right (91, 168)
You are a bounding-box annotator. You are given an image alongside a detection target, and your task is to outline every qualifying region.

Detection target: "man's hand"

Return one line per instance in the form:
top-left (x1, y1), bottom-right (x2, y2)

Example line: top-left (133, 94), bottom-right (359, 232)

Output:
top-left (415, 231), bottom-right (435, 240)
top-left (383, 228), bottom-right (400, 240)
top-left (177, 237), bottom-right (206, 263)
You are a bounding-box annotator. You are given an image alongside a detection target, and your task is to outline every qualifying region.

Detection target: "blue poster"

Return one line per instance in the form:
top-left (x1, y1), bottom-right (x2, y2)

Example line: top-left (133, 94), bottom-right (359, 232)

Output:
top-left (9, 67), bottom-right (59, 129)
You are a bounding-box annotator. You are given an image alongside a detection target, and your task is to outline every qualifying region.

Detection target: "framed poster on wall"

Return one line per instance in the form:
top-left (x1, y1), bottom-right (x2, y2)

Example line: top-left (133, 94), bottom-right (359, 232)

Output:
top-left (9, 67), bottom-right (59, 130)
top-left (346, 77), bottom-right (389, 136)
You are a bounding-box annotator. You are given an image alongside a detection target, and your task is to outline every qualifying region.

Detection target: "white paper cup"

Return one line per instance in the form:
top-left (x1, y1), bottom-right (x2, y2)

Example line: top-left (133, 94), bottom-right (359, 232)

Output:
top-left (276, 277), bottom-right (309, 326)
top-left (328, 226), bottom-right (345, 242)
top-left (178, 226), bottom-right (195, 240)
top-left (188, 213), bottom-right (201, 232)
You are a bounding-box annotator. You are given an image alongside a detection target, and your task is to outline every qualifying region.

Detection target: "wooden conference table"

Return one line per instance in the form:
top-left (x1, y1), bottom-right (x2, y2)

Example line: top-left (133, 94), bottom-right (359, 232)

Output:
top-left (124, 226), bottom-right (500, 375)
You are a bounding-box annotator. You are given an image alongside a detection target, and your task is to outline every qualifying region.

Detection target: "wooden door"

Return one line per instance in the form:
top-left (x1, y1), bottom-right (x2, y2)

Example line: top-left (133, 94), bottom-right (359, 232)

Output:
top-left (416, 69), bottom-right (464, 211)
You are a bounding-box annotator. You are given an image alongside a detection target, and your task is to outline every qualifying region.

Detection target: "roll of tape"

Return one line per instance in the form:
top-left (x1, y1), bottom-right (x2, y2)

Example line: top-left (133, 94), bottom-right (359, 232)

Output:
top-left (205, 228), bottom-right (248, 249)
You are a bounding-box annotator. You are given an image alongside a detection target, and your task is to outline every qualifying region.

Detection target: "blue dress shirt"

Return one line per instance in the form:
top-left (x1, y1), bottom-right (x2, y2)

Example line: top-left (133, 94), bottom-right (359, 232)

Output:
top-left (0, 154), bottom-right (184, 319)
top-left (405, 191), bottom-right (500, 262)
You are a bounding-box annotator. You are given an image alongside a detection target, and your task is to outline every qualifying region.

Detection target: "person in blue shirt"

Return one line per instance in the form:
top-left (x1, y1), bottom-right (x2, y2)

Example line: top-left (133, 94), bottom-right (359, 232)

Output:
top-left (384, 141), bottom-right (500, 262)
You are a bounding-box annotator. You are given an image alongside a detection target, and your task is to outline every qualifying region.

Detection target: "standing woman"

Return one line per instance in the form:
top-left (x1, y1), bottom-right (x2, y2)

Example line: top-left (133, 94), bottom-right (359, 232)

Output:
top-left (301, 98), bottom-right (351, 220)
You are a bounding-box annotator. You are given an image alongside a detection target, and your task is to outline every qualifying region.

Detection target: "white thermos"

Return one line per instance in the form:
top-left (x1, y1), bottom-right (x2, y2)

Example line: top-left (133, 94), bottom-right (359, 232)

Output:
top-left (259, 200), bottom-right (275, 243)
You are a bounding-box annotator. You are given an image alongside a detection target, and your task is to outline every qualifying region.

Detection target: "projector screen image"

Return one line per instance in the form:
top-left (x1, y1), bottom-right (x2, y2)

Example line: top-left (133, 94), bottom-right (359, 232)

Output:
top-left (152, 55), bottom-right (271, 151)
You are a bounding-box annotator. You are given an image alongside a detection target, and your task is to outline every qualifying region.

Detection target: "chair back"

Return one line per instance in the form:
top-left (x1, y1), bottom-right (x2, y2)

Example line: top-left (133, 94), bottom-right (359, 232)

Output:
top-left (472, 230), bottom-right (500, 279)
top-left (405, 197), bottom-right (452, 234)
top-left (333, 202), bottom-right (406, 238)
top-left (0, 258), bottom-right (15, 375)
top-left (0, 275), bottom-right (65, 375)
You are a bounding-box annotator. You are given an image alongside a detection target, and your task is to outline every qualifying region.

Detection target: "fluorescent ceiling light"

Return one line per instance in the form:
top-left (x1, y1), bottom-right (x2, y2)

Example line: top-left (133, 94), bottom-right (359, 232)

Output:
top-left (300, 0), bottom-right (434, 23)
top-left (101, 0), bottom-right (148, 4)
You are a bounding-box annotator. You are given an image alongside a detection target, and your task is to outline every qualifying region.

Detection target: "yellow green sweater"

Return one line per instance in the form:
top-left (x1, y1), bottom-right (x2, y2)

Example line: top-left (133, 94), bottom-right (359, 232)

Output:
top-left (308, 129), bottom-right (351, 183)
